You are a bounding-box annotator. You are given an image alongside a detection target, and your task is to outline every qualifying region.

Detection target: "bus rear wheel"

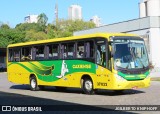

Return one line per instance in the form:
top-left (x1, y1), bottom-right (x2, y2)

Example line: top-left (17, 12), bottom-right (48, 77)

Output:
top-left (30, 76), bottom-right (39, 91)
top-left (82, 78), bottom-right (94, 94)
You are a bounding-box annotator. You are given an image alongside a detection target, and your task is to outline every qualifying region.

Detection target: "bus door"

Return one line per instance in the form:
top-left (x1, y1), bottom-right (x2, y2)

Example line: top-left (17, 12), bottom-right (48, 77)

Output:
top-left (96, 38), bottom-right (111, 88)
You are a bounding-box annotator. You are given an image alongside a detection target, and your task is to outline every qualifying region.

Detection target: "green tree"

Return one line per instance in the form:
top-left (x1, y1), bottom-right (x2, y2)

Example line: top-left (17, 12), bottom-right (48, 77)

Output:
top-left (0, 28), bottom-right (25, 47)
top-left (25, 30), bottom-right (48, 41)
top-left (51, 19), bottom-right (95, 38)
top-left (37, 13), bottom-right (48, 32)
top-left (0, 24), bottom-right (10, 29)
top-left (15, 23), bottom-right (42, 32)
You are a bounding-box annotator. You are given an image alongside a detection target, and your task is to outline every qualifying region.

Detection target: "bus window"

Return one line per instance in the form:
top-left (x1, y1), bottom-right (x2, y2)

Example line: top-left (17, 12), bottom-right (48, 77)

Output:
top-left (21, 47), bottom-right (32, 61)
top-left (13, 48), bottom-right (20, 62)
top-left (61, 44), bottom-right (67, 59)
top-left (85, 41), bottom-right (94, 58)
top-left (35, 46), bottom-right (45, 60)
top-left (8, 49), bottom-right (13, 62)
top-left (96, 40), bottom-right (106, 67)
top-left (77, 42), bottom-right (85, 58)
top-left (68, 43), bottom-right (75, 59)
top-left (52, 44), bottom-right (59, 59)
top-left (45, 45), bottom-right (52, 59)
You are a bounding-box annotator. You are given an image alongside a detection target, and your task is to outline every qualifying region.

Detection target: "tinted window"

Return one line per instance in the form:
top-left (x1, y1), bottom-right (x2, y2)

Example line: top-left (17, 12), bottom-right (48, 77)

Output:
top-left (85, 41), bottom-right (94, 58)
top-left (34, 46), bottom-right (45, 60)
top-left (77, 42), bottom-right (85, 58)
top-left (68, 43), bottom-right (74, 58)
top-left (52, 44), bottom-right (59, 59)
top-left (21, 47), bottom-right (32, 61)
top-left (8, 49), bottom-right (13, 62)
top-left (13, 48), bottom-right (20, 62)
top-left (61, 43), bottom-right (75, 59)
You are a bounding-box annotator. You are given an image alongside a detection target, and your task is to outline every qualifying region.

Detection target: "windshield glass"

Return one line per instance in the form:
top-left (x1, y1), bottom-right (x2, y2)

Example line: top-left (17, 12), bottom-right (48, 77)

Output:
top-left (112, 38), bottom-right (149, 69)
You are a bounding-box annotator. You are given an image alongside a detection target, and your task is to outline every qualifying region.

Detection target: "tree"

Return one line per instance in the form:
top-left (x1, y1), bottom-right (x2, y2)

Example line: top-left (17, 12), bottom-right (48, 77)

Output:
top-left (37, 13), bottom-right (48, 31)
top-left (25, 30), bottom-right (48, 41)
top-left (15, 23), bottom-right (42, 32)
top-left (50, 19), bottom-right (95, 38)
top-left (0, 28), bottom-right (25, 47)
top-left (0, 24), bottom-right (10, 29)
top-left (38, 13), bottom-right (48, 25)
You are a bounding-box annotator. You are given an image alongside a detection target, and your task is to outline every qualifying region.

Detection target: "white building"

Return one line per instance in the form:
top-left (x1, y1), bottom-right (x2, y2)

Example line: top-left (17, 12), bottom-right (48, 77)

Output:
top-left (74, 0), bottom-right (160, 69)
top-left (68, 5), bottom-right (82, 20)
top-left (24, 15), bottom-right (38, 23)
top-left (90, 15), bottom-right (102, 27)
top-left (139, 0), bottom-right (160, 17)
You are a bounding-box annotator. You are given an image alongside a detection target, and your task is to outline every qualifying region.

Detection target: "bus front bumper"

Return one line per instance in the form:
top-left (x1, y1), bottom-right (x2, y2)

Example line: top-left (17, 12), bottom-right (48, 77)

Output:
top-left (112, 77), bottom-right (150, 90)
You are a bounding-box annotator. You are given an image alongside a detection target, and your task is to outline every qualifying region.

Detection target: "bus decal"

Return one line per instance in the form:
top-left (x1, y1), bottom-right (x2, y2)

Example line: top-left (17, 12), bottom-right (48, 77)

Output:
top-left (8, 62), bottom-right (54, 76)
top-left (56, 60), bottom-right (69, 80)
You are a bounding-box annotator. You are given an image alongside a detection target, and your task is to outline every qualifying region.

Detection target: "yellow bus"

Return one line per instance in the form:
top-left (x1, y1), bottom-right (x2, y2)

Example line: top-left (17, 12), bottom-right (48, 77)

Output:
top-left (7, 33), bottom-right (150, 94)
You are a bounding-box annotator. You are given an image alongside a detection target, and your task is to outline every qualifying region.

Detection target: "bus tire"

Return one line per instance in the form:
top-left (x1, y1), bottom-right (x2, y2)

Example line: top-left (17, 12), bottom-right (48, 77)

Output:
top-left (30, 76), bottom-right (39, 91)
top-left (82, 78), bottom-right (94, 95)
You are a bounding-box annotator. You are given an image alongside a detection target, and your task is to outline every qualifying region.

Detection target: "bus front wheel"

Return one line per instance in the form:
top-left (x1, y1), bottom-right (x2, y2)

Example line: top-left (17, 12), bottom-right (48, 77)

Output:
top-left (82, 78), bottom-right (94, 94)
top-left (30, 76), bottom-right (39, 91)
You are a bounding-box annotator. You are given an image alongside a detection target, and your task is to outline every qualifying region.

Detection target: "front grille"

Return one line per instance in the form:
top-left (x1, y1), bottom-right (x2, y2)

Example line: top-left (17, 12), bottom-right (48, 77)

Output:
top-left (118, 67), bottom-right (149, 75)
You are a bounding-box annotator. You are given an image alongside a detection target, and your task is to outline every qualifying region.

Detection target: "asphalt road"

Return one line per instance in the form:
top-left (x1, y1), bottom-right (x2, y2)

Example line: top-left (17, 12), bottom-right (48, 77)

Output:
top-left (0, 72), bottom-right (160, 113)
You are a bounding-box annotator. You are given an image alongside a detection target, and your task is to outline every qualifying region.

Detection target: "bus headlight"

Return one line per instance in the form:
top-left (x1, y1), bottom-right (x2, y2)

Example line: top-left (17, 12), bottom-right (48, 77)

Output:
top-left (115, 74), bottom-right (126, 81)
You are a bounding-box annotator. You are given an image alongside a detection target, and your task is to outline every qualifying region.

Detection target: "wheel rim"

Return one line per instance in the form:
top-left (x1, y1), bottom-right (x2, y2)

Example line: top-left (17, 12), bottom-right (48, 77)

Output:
top-left (31, 79), bottom-right (36, 89)
top-left (85, 80), bottom-right (92, 91)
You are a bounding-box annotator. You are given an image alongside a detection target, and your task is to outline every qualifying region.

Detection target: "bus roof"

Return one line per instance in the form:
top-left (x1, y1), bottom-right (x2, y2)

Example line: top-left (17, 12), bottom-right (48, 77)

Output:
top-left (8, 33), bottom-right (138, 48)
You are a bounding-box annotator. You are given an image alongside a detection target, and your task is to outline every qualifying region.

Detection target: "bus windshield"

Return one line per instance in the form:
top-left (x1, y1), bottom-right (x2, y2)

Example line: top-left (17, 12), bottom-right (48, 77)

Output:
top-left (112, 38), bottom-right (149, 70)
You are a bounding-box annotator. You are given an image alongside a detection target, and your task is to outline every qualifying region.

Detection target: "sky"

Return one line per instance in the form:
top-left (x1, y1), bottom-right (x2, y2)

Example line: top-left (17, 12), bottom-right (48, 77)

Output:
top-left (0, 0), bottom-right (140, 28)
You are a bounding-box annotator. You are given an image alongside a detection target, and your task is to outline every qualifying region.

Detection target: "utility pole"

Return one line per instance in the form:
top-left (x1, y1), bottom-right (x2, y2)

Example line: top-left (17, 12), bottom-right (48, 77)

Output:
top-left (55, 1), bottom-right (58, 26)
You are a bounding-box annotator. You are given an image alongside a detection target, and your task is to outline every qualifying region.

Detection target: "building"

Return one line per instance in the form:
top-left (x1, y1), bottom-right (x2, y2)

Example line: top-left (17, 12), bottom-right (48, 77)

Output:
top-left (90, 15), bottom-right (102, 27)
top-left (68, 5), bottom-right (82, 20)
top-left (74, 0), bottom-right (160, 68)
top-left (24, 15), bottom-right (38, 23)
top-left (139, 0), bottom-right (160, 17)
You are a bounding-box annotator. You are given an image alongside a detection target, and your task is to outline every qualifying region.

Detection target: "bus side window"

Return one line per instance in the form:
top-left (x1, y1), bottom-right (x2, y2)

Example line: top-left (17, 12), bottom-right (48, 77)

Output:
top-left (8, 49), bottom-right (13, 62)
top-left (60, 44), bottom-right (67, 59)
top-left (32, 47), bottom-right (36, 60)
top-left (48, 45), bottom-right (52, 59)
top-left (21, 47), bottom-right (32, 61)
top-left (45, 45), bottom-right (52, 59)
top-left (52, 44), bottom-right (59, 59)
top-left (68, 43), bottom-right (75, 59)
top-left (85, 41), bottom-right (94, 58)
top-left (13, 49), bottom-right (20, 62)
top-left (36, 46), bottom-right (45, 60)
top-left (96, 40), bottom-right (106, 67)
top-left (77, 42), bottom-right (85, 58)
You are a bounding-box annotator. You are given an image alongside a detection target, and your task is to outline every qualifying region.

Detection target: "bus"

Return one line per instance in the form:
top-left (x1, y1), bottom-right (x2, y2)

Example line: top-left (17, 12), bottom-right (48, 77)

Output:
top-left (7, 33), bottom-right (150, 94)
top-left (0, 48), bottom-right (6, 72)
